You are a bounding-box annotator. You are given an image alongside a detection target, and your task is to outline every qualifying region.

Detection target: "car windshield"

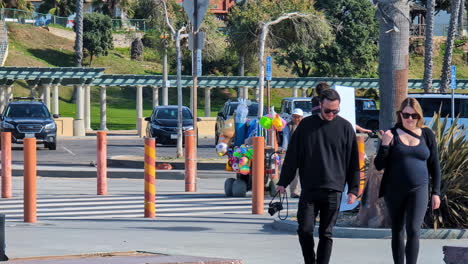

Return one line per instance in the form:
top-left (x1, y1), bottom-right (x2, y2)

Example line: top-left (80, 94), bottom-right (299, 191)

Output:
top-left (5, 104), bottom-right (50, 118)
top-left (362, 100), bottom-right (377, 110)
top-left (154, 108), bottom-right (192, 120)
top-left (228, 103), bottom-right (259, 116)
top-left (292, 101), bottom-right (312, 113)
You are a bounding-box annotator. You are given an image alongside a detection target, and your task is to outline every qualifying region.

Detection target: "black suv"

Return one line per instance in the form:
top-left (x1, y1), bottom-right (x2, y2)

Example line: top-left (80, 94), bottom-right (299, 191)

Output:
top-left (0, 98), bottom-right (58, 150)
top-left (145, 105), bottom-right (199, 145)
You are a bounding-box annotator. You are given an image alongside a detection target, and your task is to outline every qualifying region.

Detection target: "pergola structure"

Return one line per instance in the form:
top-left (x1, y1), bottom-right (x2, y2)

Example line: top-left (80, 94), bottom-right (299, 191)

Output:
top-left (1, 66), bottom-right (467, 135)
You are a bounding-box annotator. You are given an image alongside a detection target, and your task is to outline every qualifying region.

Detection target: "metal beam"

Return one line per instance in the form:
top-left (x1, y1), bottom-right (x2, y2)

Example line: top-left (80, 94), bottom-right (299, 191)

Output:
top-left (92, 75), bottom-right (468, 89)
top-left (0, 67), bottom-right (104, 80)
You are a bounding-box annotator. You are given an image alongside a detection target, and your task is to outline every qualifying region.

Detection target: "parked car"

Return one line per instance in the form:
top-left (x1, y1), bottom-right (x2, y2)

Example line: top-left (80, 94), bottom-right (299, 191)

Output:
top-left (279, 97), bottom-right (312, 122)
top-left (279, 96), bottom-right (380, 130)
top-left (355, 97), bottom-right (379, 130)
top-left (145, 105), bottom-right (199, 145)
top-left (408, 93), bottom-right (468, 132)
top-left (215, 100), bottom-right (263, 144)
top-left (0, 97), bottom-right (58, 150)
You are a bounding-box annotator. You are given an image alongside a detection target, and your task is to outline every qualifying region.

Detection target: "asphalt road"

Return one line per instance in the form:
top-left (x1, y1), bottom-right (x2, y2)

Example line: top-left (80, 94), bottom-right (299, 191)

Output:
top-left (8, 137), bottom-right (222, 166)
top-left (6, 135), bottom-right (378, 167)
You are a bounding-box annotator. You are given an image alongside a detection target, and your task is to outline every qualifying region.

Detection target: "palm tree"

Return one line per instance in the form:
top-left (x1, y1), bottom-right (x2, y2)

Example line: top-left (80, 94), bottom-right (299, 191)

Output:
top-left (376, 0), bottom-right (411, 129)
top-left (423, 0), bottom-right (436, 93)
top-left (440, 0), bottom-right (462, 92)
top-left (74, 0), bottom-right (83, 67)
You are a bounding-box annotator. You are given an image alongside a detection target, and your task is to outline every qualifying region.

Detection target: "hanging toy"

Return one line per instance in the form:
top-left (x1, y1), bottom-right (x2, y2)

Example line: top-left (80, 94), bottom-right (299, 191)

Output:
top-left (231, 162), bottom-right (239, 171)
top-left (239, 165), bottom-right (250, 175)
top-left (259, 116), bottom-right (272, 130)
top-left (239, 156), bottom-right (249, 167)
top-left (272, 114), bottom-right (285, 131)
top-left (215, 143), bottom-right (228, 156)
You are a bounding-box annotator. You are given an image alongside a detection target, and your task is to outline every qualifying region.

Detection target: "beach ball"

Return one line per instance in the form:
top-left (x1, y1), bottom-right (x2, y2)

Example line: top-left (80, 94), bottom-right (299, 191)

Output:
top-left (216, 143), bottom-right (228, 156)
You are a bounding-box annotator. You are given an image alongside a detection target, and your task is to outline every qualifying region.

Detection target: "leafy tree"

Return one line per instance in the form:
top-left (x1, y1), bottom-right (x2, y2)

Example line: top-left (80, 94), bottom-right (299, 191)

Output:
top-left (83, 13), bottom-right (113, 65)
top-left (226, 0), bottom-right (332, 77)
top-left (92, 0), bottom-right (133, 18)
top-left (0, 0), bottom-right (33, 11)
top-left (37, 0), bottom-right (75, 16)
top-left (312, 0), bottom-right (378, 77)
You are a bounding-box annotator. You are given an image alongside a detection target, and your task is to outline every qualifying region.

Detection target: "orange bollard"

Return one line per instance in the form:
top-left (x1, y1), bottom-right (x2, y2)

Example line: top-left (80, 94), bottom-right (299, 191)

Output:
top-left (252, 136), bottom-right (265, 215)
top-left (1, 132), bottom-right (12, 198)
top-left (184, 130), bottom-right (197, 192)
top-left (144, 137), bottom-right (156, 218)
top-left (97, 131), bottom-right (107, 195)
top-left (357, 136), bottom-right (366, 197)
top-left (23, 137), bottom-right (37, 223)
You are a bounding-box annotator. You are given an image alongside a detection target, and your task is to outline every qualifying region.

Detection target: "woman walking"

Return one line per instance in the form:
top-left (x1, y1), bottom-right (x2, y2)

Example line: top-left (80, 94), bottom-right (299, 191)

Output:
top-left (374, 97), bottom-right (441, 264)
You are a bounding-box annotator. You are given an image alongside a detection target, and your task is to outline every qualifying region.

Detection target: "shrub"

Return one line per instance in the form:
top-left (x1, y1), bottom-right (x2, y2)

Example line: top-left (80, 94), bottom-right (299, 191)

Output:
top-left (425, 112), bottom-right (468, 229)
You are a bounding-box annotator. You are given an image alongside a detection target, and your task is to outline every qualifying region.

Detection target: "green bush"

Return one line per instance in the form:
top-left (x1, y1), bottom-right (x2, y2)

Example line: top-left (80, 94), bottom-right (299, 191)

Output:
top-left (425, 112), bottom-right (468, 229)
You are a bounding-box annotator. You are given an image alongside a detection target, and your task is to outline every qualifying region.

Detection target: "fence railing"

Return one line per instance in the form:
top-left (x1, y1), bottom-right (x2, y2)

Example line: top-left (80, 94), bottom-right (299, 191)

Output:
top-left (411, 23), bottom-right (468, 37)
top-left (0, 8), bottom-right (148, 32)
top-left (0, 10), bottom-right (9, 66)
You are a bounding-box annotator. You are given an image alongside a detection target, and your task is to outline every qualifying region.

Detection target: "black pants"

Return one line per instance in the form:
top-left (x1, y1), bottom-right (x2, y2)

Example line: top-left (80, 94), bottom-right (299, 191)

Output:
top-left (385, 185), bottom-right (428, 264)
top-left (297, 189), bottom-right (342, 264)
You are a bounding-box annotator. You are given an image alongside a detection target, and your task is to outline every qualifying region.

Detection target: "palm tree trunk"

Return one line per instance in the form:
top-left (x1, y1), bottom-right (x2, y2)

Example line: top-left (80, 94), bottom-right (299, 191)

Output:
top-left (238, 53), bottom-right (245, 98)
top-left (74, 0), bottom-right (83, 67)
top-left (458, 0), bottom-right (466, 36)
top-left (440, 0), bottom-right (462, 92)
top-left (377, 0), bottom-right (410, 130)
top-left (423, 0), bottom-right (435, 93)
top-left (72, 0), bottom-right (83, 104)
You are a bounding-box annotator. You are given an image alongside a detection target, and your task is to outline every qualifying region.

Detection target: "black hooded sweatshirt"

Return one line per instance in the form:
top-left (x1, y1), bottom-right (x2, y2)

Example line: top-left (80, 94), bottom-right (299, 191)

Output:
top-left (278, 114), bottom-right (360, 196)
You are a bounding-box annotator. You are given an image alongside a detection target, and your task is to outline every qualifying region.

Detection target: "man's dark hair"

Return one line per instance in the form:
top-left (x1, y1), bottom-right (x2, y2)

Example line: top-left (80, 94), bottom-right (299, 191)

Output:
top-left (320, 89), bottom-right (341, 103)
top-left (315, 82), bottom-right (330, 96)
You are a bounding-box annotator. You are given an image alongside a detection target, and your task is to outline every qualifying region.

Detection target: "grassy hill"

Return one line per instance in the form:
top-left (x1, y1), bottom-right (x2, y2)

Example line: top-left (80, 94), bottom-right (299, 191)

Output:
top-left (3, 23), bottom-right (468, 129)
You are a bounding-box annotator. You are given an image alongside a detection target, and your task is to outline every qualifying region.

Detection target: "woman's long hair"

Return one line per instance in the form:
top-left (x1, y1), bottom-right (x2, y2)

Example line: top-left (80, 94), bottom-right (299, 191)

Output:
top-left (395, 97), bottom-right (425, 128)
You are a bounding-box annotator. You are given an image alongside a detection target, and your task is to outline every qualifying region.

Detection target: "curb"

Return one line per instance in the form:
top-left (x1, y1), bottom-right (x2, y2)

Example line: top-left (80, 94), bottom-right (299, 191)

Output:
top-left (271, 219), bottom-right (468, 239)
top-left (108, 155), bottom-right (227, 170)
top-left (11, 166), bottom-right (234, 180)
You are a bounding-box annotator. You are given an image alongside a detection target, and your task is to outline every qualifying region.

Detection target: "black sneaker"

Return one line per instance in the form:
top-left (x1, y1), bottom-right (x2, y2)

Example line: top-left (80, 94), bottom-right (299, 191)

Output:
top-left (291, 193), bottom-right (300, 198)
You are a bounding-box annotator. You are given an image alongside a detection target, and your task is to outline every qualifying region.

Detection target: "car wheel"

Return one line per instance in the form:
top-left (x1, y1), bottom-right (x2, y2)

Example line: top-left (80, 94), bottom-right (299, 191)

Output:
top-left (48, 141), bottom-right (57, 150)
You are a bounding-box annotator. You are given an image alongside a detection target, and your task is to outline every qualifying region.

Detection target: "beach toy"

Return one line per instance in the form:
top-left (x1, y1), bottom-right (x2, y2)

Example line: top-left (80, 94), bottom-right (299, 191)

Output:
top-left (259, 116), bottom-right (272, 129)
top-left (239, 156), bottom-right (248, 167)
top-left (245, 148), bottom-right (254, 159)
top-left (272, 114), bottom-right (285, 131)
top-left (216, 143), bottom-right (228, 156)
top-left (239, 165), bottom-right (250, 175)
top-left (232, 162), bottom-right (239, 171)
top-left (223, 118), bottom-right (235, 138)
top-left (225, 161), bottom-right (233, 171)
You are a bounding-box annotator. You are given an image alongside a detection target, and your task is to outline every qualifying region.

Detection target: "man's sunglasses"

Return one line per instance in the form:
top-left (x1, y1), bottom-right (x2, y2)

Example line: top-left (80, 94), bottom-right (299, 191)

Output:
top-left (401, 112), bottom-right (420, 119)
top-left (323, 108), bottom-right (340, 115)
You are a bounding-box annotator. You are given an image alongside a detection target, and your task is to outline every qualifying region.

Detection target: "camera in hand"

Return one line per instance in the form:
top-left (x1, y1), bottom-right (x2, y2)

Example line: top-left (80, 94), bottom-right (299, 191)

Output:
top-left (268, 201), bottom-right (284, 216)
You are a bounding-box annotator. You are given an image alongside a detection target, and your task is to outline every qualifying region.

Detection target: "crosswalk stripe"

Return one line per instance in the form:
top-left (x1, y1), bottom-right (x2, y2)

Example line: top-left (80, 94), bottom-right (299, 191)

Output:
top-left (0, 193), bottom-right (293, 220)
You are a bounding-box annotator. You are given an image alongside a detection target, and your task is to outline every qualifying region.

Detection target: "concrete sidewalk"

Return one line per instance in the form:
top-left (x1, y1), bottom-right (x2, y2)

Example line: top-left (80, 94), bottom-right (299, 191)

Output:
top-left (1, 177), bottom-right (466, 264)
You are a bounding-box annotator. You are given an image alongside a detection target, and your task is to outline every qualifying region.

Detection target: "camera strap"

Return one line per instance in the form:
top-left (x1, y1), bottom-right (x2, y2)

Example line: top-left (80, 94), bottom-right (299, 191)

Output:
top-left (269, 190), bottom-right (289, 221)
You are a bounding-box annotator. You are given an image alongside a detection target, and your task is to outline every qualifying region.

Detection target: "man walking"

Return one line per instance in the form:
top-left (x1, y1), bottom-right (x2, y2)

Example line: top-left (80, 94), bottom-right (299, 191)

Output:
top-left (280, 108), bottom-right (304, 198)
top-left (277, 89), bottom-right (360, 264)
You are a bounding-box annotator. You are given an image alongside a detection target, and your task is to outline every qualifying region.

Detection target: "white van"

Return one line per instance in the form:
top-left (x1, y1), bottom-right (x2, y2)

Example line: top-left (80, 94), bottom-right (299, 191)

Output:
top-left (408, 93), bottom-right (468, 130)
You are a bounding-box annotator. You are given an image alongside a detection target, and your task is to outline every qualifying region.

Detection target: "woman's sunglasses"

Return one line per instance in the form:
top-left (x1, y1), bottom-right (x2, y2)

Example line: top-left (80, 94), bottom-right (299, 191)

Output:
top-left (323, 108), bottom-right (340, 115)
top-left (401, 112), bottom-right (420, 119)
